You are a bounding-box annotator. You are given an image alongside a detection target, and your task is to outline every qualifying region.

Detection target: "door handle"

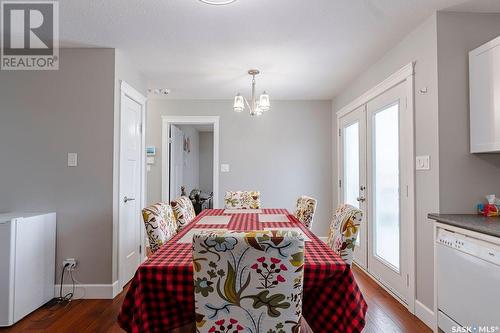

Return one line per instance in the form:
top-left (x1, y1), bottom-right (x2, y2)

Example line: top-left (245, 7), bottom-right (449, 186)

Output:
top-left (356, 196), bottom-right (366, 202)
top-left (124, 196), bottom-right (136, 203)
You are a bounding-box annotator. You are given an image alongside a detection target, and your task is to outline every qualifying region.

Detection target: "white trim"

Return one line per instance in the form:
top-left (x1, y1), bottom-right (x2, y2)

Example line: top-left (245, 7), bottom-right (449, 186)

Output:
top-left (161, 116), bottom-right (220, 208)
top-left (336, 62), bottom-right (416, 314)
top-left (115, 81), bottom-right (147, 292)
top-left (54, 281), bottom-right (120, 300)
top-left (403, 69), bottom-right (416, 314)
top-left (318, 236), bottom-right (328, 243)
top-left (336, 62), bottom-right (414, 118)
top-left (415, 300), bottom-right (436, 330)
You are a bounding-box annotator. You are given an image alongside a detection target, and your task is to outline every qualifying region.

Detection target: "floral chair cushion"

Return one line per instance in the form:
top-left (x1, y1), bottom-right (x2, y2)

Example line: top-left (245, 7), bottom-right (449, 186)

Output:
top-left (294, 196), bottom-right (317, 229)
top-left (192, 230), bottom-right (305, 333)
top-left (171, 196), bottom-right (197, 230)
top-left (142, 202), bottom-right (178, 253)
top-left (224, 191), bottom-right (261, 209)
top-left (326, 204), bottom-right (362, 266)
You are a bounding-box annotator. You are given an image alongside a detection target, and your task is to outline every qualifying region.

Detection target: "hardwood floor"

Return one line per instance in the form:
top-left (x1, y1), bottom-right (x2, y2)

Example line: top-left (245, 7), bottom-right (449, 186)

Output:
top-left (0, 266), bottom-right (431, 333)
top-left (352, 265), bottom-right (431, 333)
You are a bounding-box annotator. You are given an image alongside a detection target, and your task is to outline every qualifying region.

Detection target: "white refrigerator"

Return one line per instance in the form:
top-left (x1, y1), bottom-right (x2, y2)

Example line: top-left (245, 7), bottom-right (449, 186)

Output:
top-left (0, 212), bottom-right (56, 326)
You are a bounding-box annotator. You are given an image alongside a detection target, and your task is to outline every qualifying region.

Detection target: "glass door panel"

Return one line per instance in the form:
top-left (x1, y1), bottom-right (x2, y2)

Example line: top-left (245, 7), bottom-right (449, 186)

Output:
top-left (343, 122), bottom-right (360, 208)
top-left (373, 103), bottom-right (400, 271)
top-left (339, 106), bottom-right (367, 269)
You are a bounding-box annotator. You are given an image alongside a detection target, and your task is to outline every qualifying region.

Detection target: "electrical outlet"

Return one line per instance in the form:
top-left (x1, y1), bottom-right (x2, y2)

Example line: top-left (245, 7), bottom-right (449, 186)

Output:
top-left (63, 258), bottom-right (77, 271)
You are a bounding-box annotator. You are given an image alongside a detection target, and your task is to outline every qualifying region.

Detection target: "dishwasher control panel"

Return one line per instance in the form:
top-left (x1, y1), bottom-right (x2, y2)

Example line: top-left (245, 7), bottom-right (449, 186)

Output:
top-left (437, 228), bottom-right (500, 266)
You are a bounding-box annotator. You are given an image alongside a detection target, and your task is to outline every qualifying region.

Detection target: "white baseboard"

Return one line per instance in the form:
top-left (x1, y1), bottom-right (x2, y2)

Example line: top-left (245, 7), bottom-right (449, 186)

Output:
top-left (415, 300), bottom-right (436, 330)
top-left (54, 280), bottom-right (120, 299)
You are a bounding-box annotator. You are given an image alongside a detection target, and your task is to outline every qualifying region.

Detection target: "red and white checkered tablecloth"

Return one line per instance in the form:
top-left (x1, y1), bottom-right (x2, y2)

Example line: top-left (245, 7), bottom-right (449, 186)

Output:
top-left (118, 209), bottom-right (367, 333)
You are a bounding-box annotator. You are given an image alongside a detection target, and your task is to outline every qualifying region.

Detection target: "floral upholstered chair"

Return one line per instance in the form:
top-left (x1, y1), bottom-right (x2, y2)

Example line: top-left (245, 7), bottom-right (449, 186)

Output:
top-left (224, 191), bottom-right (261, 209)
top-left (294, 196), bottom-right (318, 229)
top-left (171, 196), bottom-right (197, 230)
top-left (142, 202), bottom-right (178, 253)
top-left (326, 204), bottom-right (363, 266)
top-left (192, 230), bottom-right (305, 333)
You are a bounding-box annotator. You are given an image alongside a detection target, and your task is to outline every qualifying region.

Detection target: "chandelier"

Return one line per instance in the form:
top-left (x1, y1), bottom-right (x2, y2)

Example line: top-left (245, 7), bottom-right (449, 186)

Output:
top-left (233, 69), bottom-right (270, 116)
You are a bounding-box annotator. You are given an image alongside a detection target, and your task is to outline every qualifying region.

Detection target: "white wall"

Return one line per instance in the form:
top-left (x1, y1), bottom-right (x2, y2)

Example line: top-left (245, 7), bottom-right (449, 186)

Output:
top-left (436, 12), bottom-right (500, 213)
top-left (146, 100), bottom-right (333, 236)
top-left (178, 125), bottom-right (200, 194)
top-left (199, 131), bottom-right (214, 193)
top-left (332, 14), bottom-right (439, 309)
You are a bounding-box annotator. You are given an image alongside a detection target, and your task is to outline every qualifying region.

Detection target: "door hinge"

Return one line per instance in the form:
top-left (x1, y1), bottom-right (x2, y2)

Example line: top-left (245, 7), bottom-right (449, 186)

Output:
top-left (339, 179), bottom-right (342, 188)
top-left (139, 244), bottom-right (142, 255)
top-left (339, 128), bottom-right (341, 137)
top-left (168, 137), bottom-right (173, 144)
top-left (139, 123), bottom-right (143, 134)
top-left (406, 274), bottom-right (409, 287)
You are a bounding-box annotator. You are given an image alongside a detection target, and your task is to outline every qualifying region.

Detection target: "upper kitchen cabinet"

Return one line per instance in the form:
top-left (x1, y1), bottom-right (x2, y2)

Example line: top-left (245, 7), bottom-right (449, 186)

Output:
top-left (469, 36), bottom-right (500, 153)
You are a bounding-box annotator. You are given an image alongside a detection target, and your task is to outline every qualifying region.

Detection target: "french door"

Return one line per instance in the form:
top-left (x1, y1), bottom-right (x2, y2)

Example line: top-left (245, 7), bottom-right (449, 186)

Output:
top-left (339, 81), bottom-right (411, 303)
top-left (339, 106), bottom-right (367, 269)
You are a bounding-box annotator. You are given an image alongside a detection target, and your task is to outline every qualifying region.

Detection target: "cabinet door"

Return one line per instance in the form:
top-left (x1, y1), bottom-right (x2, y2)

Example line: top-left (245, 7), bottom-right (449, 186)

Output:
top-left (469, 37), bottom-right (500, 153)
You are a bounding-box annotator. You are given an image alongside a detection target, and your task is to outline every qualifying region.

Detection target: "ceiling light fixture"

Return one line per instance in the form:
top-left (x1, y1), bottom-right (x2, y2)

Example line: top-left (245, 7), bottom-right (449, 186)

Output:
top-left (198, 0), bottom-right (237, 5)
top-left (233, 69), bottom-right (270, 117)
top-left (148, 88), bottom-right (170, 96)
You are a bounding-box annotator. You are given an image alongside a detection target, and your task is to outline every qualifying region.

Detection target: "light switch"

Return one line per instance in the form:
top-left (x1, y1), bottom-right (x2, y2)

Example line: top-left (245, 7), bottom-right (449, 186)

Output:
top-left (221, 164), bottom-right (230, 173)
top-left (67, 153), bottom-right (78, 167)
top-left (416, 155), bottom-right (430, 170)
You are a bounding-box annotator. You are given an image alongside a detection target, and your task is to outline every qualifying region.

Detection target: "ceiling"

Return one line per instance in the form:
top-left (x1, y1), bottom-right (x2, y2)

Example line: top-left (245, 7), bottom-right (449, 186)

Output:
top-left (59, 0), bottom-right (487, 100)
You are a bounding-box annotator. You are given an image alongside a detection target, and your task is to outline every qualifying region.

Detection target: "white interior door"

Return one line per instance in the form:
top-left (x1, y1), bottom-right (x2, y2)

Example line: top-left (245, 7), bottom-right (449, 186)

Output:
top-left (366, 82), bottom-right (408, 302)
top-left (169, 125), bottom-right (184, 200)
top-left (339, 106), bottom-right (367, 269)
top-left (119, 93), bottom-right (143, 288)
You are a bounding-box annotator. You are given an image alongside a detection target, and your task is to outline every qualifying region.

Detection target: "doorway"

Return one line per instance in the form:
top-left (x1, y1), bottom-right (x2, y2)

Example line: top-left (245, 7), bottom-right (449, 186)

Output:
top-left (162, 116), bottom-right (220, 209)
top-left (117, 81), bottom-right (146, 291)
top-left (337, 64), bottom-right (415, 311)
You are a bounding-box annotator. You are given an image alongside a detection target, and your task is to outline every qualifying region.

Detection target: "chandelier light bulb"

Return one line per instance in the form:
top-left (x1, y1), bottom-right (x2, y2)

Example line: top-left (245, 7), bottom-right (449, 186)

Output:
top-left (233, 94), bottom-right (245, 112)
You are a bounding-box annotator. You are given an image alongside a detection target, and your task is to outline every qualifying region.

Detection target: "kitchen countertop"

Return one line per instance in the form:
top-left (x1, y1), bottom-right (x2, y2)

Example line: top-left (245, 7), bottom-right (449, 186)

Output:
top-left (428, 213), bottom-right (500, 238)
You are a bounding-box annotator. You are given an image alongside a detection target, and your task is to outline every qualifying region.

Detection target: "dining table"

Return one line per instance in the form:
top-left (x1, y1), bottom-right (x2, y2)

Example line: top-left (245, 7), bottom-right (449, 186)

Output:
top-left (118, 208), bottom-right (367, 333)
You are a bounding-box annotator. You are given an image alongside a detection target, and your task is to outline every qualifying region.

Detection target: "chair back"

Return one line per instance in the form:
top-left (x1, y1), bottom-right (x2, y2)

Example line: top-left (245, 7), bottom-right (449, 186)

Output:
top-left (171, 196), bottom-right (197, 230)
top-left (224, 191), bottom-right (261, 209)
top-left (326, 204), bottom-right (362, 266)
top-left (192, 230), bottom-right (304, 333)
top-left (142, 202), bottom-right (178, 253)
top-left (294, 195), bottom-right (317, 229)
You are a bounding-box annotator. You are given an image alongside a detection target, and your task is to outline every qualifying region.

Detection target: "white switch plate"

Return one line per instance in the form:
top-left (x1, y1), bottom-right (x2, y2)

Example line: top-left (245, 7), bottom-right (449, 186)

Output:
top-left (416, 155), bottom-right (430, 170)
top-left (221, 164), bottom-right (230, 173)
top-left (67, 153), bottom-right (78, 167)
